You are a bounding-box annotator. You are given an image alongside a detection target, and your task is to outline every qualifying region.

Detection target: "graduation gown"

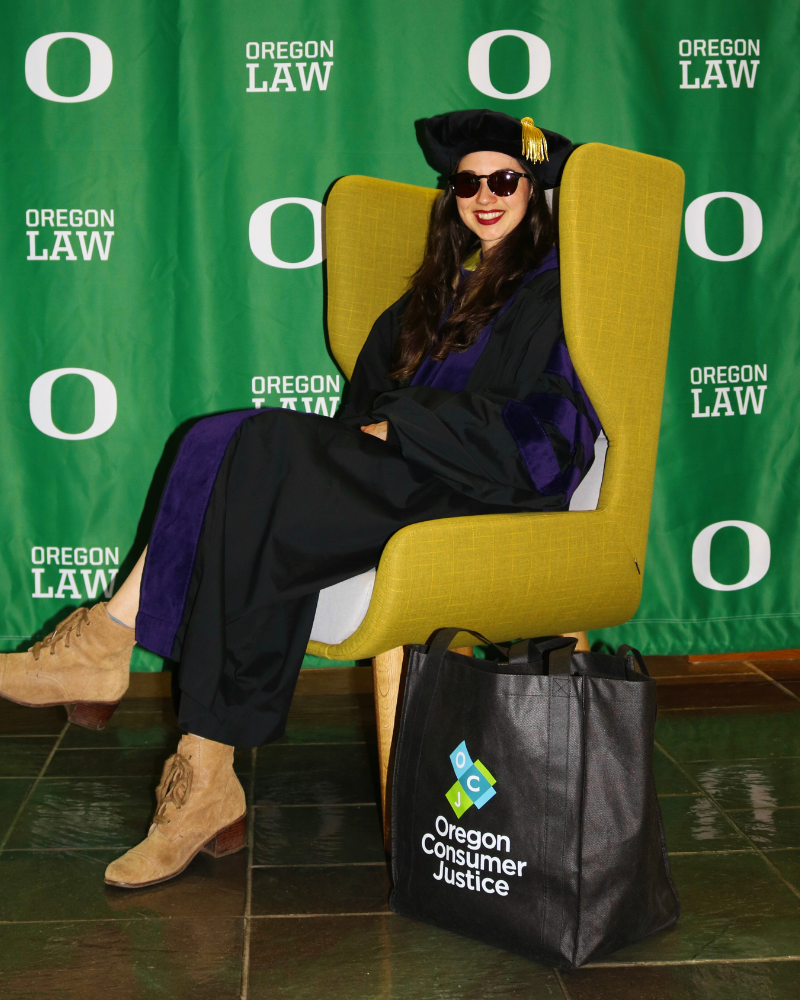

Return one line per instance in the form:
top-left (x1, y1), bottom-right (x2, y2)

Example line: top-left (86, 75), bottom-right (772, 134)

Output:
top-left (135, 255), bottom-right (601, 746)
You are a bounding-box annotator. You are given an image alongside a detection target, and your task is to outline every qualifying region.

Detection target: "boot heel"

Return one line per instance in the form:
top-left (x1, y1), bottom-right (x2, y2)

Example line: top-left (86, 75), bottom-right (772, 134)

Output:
top-left (66, 701), bottom-right (120, 730)
top-left (202, 814), bottom-right (247, 858)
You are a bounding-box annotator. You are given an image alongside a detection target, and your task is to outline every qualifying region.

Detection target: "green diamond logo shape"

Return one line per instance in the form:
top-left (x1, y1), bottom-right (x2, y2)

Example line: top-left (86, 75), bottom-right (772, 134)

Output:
top-left (474, 759), bottom-right (496, 786)
top-left (445, 780), bottom-right (473, 817)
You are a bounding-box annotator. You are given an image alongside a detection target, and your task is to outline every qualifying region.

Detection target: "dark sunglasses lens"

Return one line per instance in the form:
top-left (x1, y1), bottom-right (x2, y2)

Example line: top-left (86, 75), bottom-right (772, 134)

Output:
top-left (453, 173), bottom-right (480, 198)
top-left (488, 171), bottom-right (520, 197)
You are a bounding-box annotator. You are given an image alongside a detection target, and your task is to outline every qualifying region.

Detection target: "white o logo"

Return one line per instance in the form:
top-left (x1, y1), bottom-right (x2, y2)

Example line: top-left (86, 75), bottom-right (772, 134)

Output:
top-left (468, 30), bottom-right (551, 99)
top-left (30, 368), bottom-right (117, 440)
top-left (684, 192), bottom-right (763, 262)
top-left (249, 198), bottom-right (325, 269)
top-left (691, 520), bottom-right (770, 591)
top-left (25, 33), bottom-right (113, 103)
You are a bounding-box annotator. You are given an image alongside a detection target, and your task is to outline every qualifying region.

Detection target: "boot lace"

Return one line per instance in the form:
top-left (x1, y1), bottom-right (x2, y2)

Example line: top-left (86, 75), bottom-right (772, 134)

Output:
top-left (152, 753), bottom-right (194, 826)
top-left (30, 607), bottom-right (92, 662)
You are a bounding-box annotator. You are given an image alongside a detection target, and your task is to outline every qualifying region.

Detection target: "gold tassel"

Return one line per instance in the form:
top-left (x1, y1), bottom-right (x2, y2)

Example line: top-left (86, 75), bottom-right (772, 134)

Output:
top-left (520, 117), bottom-right (548, 164)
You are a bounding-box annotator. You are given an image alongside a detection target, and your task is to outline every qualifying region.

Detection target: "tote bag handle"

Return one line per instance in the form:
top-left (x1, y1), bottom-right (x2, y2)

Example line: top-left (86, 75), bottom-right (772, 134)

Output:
top-left (426, 629), bottom-right (577, 675)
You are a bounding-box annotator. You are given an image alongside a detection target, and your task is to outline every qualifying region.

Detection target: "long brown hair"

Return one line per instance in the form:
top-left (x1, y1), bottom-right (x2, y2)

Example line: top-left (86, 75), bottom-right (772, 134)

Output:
top-left (388, 173), bottom-right (555, 381)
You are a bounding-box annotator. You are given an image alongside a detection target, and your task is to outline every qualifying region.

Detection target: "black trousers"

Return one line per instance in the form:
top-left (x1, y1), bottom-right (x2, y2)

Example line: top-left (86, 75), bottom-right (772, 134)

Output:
top-left (167, 409), bottom-right (517, 746)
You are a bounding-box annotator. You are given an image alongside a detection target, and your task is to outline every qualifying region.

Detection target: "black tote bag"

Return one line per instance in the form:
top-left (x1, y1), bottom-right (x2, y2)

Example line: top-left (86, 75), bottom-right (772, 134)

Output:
top-left (389, 630), bottom-right (680, 968)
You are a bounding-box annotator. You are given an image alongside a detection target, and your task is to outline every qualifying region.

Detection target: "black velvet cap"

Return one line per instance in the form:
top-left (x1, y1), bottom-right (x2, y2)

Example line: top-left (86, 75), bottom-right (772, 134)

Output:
top-left (422, 109), bottom-right (573, 189)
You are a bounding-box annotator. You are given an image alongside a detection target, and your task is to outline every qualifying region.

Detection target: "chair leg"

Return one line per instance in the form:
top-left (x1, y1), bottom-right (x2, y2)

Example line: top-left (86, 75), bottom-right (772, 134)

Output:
top-left (373, 645), bottom-right (404, 849)
top-left (562, 631), bottom-right (591, 651)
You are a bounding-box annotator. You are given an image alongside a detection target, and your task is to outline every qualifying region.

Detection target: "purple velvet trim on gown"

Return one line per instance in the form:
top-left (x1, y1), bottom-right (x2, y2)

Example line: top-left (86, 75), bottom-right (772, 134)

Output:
top-left (135, 409), bottom-right (263, 657)
top-left (411, 247), bottom-right (559, 392)
top-left (503, 338), bottom-right (602, 500)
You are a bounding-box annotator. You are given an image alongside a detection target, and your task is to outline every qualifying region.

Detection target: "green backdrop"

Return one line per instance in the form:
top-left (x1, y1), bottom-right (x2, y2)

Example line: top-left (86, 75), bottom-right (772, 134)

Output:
top-left (1, 1), bottom-right (795, 665)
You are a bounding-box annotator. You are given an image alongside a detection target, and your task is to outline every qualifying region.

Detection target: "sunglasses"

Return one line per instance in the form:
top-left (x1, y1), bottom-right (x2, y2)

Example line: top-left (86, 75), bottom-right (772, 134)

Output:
top-left (450, 169), bottom-right (529, 199)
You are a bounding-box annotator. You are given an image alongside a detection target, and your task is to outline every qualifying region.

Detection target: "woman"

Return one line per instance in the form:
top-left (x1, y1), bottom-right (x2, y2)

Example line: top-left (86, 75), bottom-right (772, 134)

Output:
top-left (0, 110), bottom-right (601, 888)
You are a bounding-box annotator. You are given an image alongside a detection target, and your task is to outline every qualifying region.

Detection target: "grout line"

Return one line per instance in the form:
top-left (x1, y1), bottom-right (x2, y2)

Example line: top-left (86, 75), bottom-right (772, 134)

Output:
top-left (658, 705), bottom-right (800, 715)
top-left (254, 802), bottom-right (378, 809)
top-left (554, 968), bottom-right (573, 998)
top-left (6, 775), bottom-right (166, 781)
top-left (656, 792), bottom-right (703, 798)
top-left (654, 741), bottom-right (800, 901)
top-left (268, 741), bottom-right (371, 747)
top-left (0, 734), bottom-right (63, 739)
top-left (2, 846), bottom-right (137, 852)
top-left (745, 662), bottom-right (800, 704)
top-left (251, 862), bottom-right (387, 869)
top-left (667, 849), bottom-right (754, 857)
top-left (0, 720), bottom-right (70, 855)
top-left (0, 917), bottom-right (244, 925)
top-left (725, 805), bottom-right (800, 813)
top-left (654, 671), bottom-right (765, 680)
top-left (239, 747), bottom-right (257, 1000)
top-left (0, 914), bottom-right (395, 925)
top-left (250, 911), bottom-right (393, 919)
top-left (668, 755), bottom-right (800, 765)
top-left (581, 955), bottom-right (800, 969)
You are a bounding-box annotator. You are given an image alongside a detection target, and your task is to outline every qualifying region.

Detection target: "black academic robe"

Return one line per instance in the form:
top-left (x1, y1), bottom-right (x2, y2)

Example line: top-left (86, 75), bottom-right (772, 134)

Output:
top-left (137, 266), bottom-right (595, 746)
top-left (339, 269), bottom-right (577, 510)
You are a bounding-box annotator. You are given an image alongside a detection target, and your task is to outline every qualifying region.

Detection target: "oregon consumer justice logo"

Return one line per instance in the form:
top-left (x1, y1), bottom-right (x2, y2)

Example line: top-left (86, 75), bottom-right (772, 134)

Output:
top-left (446, 741), bottom-right (496, 818)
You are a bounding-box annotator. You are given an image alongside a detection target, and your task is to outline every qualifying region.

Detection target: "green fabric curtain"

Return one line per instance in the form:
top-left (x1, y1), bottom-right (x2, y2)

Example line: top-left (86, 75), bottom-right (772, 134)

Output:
top-left (1, 1), bottom-right (795, 664)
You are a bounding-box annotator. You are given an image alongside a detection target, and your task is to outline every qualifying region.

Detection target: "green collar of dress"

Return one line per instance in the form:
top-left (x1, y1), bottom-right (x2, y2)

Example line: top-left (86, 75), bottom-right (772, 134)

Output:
top-left (462, 247), bottom-right (482, 271)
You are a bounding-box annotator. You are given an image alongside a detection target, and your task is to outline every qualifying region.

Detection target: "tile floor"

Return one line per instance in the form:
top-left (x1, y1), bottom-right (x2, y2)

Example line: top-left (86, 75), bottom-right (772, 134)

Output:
top-left (0, 657), bottom-right (798, 999)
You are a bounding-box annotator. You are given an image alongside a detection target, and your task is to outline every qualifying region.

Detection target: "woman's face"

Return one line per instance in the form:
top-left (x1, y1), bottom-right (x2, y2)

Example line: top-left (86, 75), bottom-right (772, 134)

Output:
top-left (454, 150), bottom-right (532, 252)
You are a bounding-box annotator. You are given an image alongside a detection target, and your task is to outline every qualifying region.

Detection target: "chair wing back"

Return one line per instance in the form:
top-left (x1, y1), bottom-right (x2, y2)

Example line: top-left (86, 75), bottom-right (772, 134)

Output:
top-left (325, 176), bottom-right (439, 378)
top-left (309, 147), bottom-right (684, 660)
top-left (559, 144), bottom-right (685, 567)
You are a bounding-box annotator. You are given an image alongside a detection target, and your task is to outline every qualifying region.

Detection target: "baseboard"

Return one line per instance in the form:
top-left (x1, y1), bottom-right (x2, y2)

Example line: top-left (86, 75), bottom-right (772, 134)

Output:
top-left (689, 649), bottom-right (800, 663)
top-left (123, 665), bottom-right (374, 699)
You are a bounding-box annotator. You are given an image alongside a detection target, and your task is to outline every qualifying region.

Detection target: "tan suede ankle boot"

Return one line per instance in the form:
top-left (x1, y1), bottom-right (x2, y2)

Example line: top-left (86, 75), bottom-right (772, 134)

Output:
top-left (104, 734), bottom-right (247, 889)
top-left (0, 603), bottom-right (135, 729)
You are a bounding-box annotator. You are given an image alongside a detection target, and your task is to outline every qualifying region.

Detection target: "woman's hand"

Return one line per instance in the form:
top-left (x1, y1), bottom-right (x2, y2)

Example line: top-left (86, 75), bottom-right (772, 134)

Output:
top-left (360, 421), bottom-right (389, 442)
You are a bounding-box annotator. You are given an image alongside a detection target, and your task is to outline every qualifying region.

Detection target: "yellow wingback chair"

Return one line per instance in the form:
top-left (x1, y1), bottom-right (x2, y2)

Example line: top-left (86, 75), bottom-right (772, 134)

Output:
top-left (308, 144), bottom-right (685, 835)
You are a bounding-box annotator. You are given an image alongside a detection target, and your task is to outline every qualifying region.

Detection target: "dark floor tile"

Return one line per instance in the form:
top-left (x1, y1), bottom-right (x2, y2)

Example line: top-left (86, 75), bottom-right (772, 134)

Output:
top-left (655, 713), bottom-right (800, 763)
top-left (653, 749), bottom-right (699, 795)
top-left (6, 776), bottom-right (156, 849)
top-left (0, 849), bottom-right (246, 922)
top-left (765, 849), bottom-right (800, 891)
top-left (0, 700), bottom-right (66, 735)
top-left (247, 915), bottom-right (562, 1000)
top-left (0, 778), bottom-right (35, 841)
top-left (668, 851), bottom-right (800, 919)
top-left (253, 802), bottom-right (385, 865)
top-left (115, 695), bottom-right (177, 715)
top-left (250, 863), bottom-right (391, 915)
top-left (46, 745), bottom-right (252, 779)
top-left (0, 918), bottom-right (243, 1000)
top-left (60, 707), bottom-right (182, 749)
top-left (255, 742), bottom-right (380, 806)
top-left (58, 708), bottom-right (182, 751)
top-left (656, 681), bottom-right (798, 713)
top-left (565, 959), bottom-right (800, 1000)
top-left (683, 758), bottom-right (800, 810)
top-left (729, 807), bottom-right (800, 850)
top-left (659, 795), bottom-right (749, 853)
top-left (591, 913), bottom-right (800, 964)
top-left (47, 746), bottom-right (174, 779)
top-left (0, 737), bottom-right (57, 777)
top-left (279, 694), bottom-right (377, 744)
